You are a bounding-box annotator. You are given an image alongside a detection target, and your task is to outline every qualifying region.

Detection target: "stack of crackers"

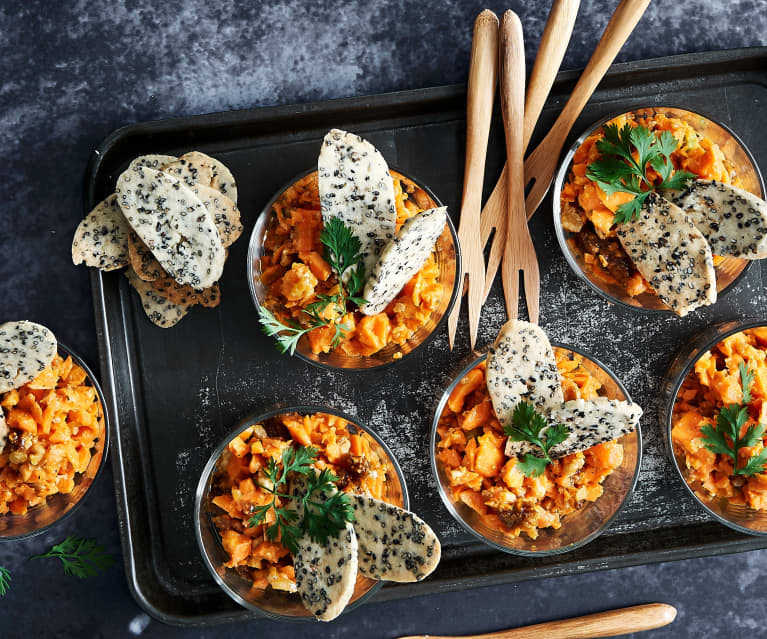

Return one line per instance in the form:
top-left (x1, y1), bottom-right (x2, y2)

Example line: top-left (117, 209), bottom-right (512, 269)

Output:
top-left (72, 152), bottom-right (243, 327)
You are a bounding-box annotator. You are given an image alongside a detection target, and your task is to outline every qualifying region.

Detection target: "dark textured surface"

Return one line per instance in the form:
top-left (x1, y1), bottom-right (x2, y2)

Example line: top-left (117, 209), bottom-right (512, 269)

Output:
top-left (0, 1), bottom-right (766, 637)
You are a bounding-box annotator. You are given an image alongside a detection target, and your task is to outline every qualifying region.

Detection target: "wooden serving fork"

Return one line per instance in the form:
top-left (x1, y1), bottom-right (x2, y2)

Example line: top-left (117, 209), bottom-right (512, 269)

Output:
top-left (481, 0), bottom-right (581, 302)
top-left (498, 11), bottom-right (538, 323)
top-left (447, 9), bottom-right (499, 350)
top-left (481, 0), bottom-right (652, 297)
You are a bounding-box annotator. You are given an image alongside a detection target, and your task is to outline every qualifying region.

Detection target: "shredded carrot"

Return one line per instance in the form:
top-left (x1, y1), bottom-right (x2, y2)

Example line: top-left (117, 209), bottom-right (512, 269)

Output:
top-left (210, 412), bottom-right (393, 594)
top-left (261, 171), bottom-right (445, 357)
top-left (0, 354), bottom-right (104, 515)
top-left (561, 111), bottom-right (742, 297)
top-left (672, 328), bottom-right (767, 508)
top-left (436, 349), bottom-right (623, 540)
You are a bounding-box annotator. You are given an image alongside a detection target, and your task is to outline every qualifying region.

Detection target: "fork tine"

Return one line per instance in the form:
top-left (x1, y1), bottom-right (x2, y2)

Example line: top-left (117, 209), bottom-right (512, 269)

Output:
top-left (501, 261), bottom-right (519, 320)
top-left (446, 275), bottom-right (465, 349)
top-left (523, 261), bottom-right (541, 324)
top-left (483, 219), bottom-right (506, 302)
top-left (524, 144), bottom-right (553, 219)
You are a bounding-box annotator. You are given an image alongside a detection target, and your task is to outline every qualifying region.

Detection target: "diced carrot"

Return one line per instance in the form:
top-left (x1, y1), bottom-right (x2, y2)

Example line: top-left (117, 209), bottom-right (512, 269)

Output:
top-left (284, 418), bottom-right (312, 447)
top-left (222, 530), bottom-right (252, 567)
top-left (460, 399), bottom-right (492, 431)
top-left (260, 264), bottom-right (285, 286)
top-left (438, 448), bottom-right (462, 469)
top-left (448, 367), bottom-right (485, 413)
top-left (473, 431), bottom-right (505, 478)
top-left (299, 251), bottom-right (332, 281)
top-left (357, 313), bottom-right (391, 353)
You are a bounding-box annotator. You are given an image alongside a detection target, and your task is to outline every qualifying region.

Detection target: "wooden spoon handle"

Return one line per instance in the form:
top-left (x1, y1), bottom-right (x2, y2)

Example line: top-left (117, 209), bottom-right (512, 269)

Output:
top-left (547, 0), bottom-right (651, 150)
top-left (447, 8), bottom-right (498, 350)
top-left (523, 0), bottom-right (581, 148)
top-left (399, 603), bottom-right (677, 639)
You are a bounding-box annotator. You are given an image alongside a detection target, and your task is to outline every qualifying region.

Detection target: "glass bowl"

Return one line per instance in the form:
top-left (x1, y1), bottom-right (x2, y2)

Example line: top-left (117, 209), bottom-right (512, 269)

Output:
top-left (661, 318), bottom-right (767, 536)
top-left (0, 342), bottom-right (110, 541)
top-left (247, 168), bottom-right (461, 371)
top-left (430, 345), bottom-right (641, 556)
top-left (553, 106), bottom-right (765, 314)
top-left (194, 405), bottom-right (409, 622)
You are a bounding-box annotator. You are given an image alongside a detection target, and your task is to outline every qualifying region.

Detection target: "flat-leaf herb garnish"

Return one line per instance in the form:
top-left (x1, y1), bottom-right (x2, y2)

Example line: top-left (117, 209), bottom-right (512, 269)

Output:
top-left (503, 402), bottom-right (570, 478)
top-left (258, 217), bottom-right (367, 354)
top-left (585, 123), bottom-right (697, 225)
top-left (31, 536), bottom-right (114, 578)
top-left (0, 566), bottom-right (10, 596)
top-left (700, 363), bottom-right (767, 477)
top-left (247, 445), bottom-right (355, 554)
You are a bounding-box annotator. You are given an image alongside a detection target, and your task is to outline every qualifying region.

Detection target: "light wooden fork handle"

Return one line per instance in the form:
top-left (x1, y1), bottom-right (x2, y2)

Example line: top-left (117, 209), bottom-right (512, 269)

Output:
top-left (523, 0), bottom-right (581, 148)
top-left (397, 603), bottom-right (677, 639)
top-left (499, 11), bottom-right (533, 322)
top-left (446, 9), bottom-right (498, 350)
top-left (523, 0), bottom-right (653, 215)
top-left (545, 0), bottom-right (652, 149)
top-left (481, 0), bottom-right (580, 301)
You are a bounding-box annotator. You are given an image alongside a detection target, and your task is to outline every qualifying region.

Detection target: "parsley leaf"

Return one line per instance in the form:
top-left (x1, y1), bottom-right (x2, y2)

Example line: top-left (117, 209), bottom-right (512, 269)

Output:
top-left (0, 566), bottom-right (10, 596)
top-left (301, 468), bottom-right (356, 545)
top-left (503, 402), bottom-right (570, 477)
top-left (260, 217), bottom-right (367, 355)
top-left (248, 445), bottom-right (355, 554)
top-left (515, 455), bottom-right (549, 478)
top-left (258, 306), bottom-right (312, 355)
top-left (738, 448), bottom-right (767, 477)
top-left (31, 537), bottom-right (113, 578)
top-left (700, 363), bottom-right (767, 477)
top-left (586, 123), bottom-right (697, 224)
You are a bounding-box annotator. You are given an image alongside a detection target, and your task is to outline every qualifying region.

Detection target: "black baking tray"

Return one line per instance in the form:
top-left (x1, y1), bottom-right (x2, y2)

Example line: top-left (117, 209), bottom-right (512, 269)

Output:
top-left (86, 48), bottom-right (767, 626)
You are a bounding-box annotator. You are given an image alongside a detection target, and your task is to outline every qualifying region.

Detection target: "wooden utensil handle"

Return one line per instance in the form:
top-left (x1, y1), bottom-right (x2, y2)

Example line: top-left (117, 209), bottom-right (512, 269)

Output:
top-left (556, 0), bottom-right (651, 131)
top-left (405, 603), bottom-right (677, 639)
top-left (523, 0), bottom-right (580, 149)
top-left (461, 9), bottom-right (499, 218)
top-left (499, 11), bottom-right (526, 321)
top-left (499, 12), bottom-right (525, 183)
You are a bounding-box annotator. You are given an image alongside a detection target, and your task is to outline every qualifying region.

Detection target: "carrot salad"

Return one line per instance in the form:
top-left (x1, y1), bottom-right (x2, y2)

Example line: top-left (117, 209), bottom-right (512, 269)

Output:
top-left (260, 171), bottom-right (444, 357)
top-left (561, 112), bottom-right (742, 298)
top-left (210, 412), bottom-right (392, 594)
top-left (436, 350), bottom-right (623, 540)
top-left (672, 327), bottom-right (767, 508)
top-left (0, 354), bottom-right (103, 515)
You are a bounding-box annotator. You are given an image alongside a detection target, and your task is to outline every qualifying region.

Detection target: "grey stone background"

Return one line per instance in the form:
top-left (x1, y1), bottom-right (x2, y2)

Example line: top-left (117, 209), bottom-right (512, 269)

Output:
top-left (1, 0), bottom-right (766, 637)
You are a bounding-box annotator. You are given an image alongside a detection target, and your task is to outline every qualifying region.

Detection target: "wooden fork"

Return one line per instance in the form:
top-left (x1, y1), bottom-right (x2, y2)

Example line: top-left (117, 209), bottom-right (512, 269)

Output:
top-left (481, 0), bottom-right (652, 298)
top-left (498, 11), bottom-right (538, 323)
top-left (446, 9), bottom-right (499, 350)
top-left (480, 0), bottom-right (581, 302)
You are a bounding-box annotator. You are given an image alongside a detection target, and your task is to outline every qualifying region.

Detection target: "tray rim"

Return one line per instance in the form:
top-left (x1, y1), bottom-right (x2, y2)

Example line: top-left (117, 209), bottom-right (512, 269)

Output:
top-left (87, 45), bottom-right (767, 627)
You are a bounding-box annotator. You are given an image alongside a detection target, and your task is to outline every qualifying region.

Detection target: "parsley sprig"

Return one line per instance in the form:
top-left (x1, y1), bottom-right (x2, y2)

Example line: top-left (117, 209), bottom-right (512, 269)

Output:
top-left (258, 217), bottom-right (367, 354)
top-left (31, 536), bottom-right (113, 578)
top-left (0, 566), bottom-right (10, 596)
top-left (247, 445), bottom-right (355, 554)
top-left (503, 402), bottom-right (570, 477)
top-left (586, 123), bottom-right (696, 224)
top-left (700, 363), bottom-right (767, 477)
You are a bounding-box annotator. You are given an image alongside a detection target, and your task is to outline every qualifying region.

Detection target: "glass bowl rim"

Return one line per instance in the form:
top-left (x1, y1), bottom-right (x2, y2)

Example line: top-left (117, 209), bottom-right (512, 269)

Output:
top-left (663, 317), bottom-right (767, 536)
top-left (429, 342), bottom-right (643, 556)
top-left (0, 340), bottom-right (111, 542)
top-left (245, 166), bottom-right (463, 373)
top-left (194, 403), bottom-right (410, 621)
top-left (552, 104), bottom-right (765, 315)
